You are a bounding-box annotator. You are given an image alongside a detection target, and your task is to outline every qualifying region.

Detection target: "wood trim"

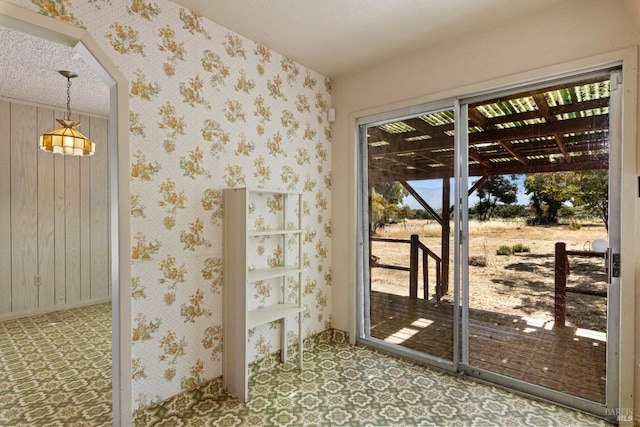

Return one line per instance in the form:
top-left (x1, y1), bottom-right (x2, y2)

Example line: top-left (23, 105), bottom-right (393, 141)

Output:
top-left (0, 101), bottom-right (11, 314)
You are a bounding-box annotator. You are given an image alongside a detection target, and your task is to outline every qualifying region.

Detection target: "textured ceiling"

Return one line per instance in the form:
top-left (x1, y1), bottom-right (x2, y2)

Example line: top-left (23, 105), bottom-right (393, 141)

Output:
top-left (172, 0), bottom-right (566, 77)
top-left (3, 0), bottom-right (631, 116)
top-left (0, 25), bottom-right (109, 117)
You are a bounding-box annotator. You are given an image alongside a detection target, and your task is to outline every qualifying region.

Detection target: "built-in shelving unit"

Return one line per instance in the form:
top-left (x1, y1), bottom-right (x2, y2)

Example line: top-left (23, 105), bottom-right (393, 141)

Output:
top-left (223, 187), bottom-right (304, 402)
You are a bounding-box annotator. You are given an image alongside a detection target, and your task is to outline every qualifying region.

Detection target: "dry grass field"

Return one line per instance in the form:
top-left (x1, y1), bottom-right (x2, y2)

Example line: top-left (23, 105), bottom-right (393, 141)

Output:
top-left (370, 218), bottom-right (609, 332)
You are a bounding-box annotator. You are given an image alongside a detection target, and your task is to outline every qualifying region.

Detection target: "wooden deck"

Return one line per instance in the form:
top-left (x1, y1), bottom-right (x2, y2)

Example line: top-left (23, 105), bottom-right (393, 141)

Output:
top-left (369, 291), bottom-right (606, 403)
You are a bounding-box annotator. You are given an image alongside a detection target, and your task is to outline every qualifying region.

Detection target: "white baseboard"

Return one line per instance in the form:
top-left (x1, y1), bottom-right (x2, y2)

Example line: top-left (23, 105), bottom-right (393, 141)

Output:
top-left (0, 297), bottom-right (111, 322)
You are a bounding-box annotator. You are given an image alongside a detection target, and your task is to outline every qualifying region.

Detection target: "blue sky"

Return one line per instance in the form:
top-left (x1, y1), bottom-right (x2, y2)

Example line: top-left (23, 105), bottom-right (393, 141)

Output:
top-left (402, 175), bottom-right (530, 210)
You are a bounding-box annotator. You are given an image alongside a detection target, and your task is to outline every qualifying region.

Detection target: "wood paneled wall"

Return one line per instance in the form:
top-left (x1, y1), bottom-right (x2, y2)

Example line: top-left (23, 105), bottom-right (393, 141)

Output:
top-left (0, 100), bottom-right (110, 316)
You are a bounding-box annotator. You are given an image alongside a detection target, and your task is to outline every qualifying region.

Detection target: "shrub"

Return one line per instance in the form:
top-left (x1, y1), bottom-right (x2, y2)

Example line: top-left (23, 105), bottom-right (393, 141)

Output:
top-left (469, 256), bottom-right (487, 267)
top-left (496, 245), bottom-right (512, 256)
top-left (568, 219), bottom-right (582, 230)
top-left (512, 243), bottom-right (530, 253)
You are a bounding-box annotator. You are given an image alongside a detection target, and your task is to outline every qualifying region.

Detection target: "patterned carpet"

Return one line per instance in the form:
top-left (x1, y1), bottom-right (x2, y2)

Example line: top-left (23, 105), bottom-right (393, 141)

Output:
top-left (0, 303), bottom-right (112, 426)
top-left (1, 304), bottom-right (609, 426)
top-left (135, 331), bottom-right (609, 426)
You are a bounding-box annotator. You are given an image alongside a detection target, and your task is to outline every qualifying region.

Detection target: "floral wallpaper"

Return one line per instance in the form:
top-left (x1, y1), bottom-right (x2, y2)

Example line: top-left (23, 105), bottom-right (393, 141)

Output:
top-left (11, 0), bottom-right (332, 411)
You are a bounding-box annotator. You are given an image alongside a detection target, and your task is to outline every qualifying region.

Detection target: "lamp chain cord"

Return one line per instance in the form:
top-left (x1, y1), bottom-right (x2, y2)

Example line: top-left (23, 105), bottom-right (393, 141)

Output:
top-left (66, 77), bottom-right (72, 121)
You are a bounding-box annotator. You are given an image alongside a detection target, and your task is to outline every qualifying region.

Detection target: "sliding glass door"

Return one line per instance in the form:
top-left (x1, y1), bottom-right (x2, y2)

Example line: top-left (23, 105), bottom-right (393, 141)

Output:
top-left (357, 68), bottom-right (621, 418)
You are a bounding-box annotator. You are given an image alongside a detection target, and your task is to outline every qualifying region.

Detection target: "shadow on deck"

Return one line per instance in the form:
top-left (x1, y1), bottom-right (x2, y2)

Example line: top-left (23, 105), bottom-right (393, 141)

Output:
top-left (370, 290), bottom-right (606, 403)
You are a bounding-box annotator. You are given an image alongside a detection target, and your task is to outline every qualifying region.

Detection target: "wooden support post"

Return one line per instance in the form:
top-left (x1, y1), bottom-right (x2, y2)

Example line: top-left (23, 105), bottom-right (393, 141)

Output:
top-left (422, 250), bottom-right (428, 299)
top-left (410, 234), bottom-right (418, 299)
top-left (435, 260), bottom-right (442, 301)
top-left (554, 242), bottom-right (567, 327)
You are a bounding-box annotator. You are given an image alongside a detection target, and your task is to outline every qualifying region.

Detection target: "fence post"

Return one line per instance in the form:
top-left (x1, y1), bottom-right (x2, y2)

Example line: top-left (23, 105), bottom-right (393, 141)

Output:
top-left (554, 242), bottom-right (567, 327)
top-left (422, 250), bottom-right (428, 299)
top-left (410, 234), bottom-right (418, 299)
top-left (436, 260), bottom-right (442, 301)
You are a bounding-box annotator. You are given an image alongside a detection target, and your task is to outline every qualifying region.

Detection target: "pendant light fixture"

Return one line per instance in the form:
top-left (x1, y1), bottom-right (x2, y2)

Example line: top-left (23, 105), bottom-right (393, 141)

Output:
top-left (39, 70), bottom-right (95, 156)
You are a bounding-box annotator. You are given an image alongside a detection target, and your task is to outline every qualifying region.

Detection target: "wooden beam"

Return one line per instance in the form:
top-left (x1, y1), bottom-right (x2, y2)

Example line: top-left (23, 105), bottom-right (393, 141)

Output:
top-left (403, 117), bottom-right (437, 137)
top-left (413, 151), bottom-right (454, 169)
top-left (371, 135), bottom-right (606, 177)
top-left (469, 115), bottom-right (609, 145)
top-left (552, 98), bottom-right (609, 115)
top-left (369, 156), bottom-right (608, 184)
top-left (372, 140), bottom-right (605, 171)
top-left (497, 140), bottom-right (529, 166)
top-left (468, 176), bottom-right (488, 195)
top-left (400, 181), bottom-right (442, 225)
top-left (370, 115), bottom-right (608, 158)
top-left (367, 126), bottom-right (395, 145)
top-left (469, 148), bottom-right (493, 169)
top-left (483, 98), bottom-right (609, 128)
top-left (469, 157), bottom-right (608, 176)
top-left (554, 134), bottom-right (572, 164)
top-left (468, 107), bottom-right (487, 130)
top-left (532, 93), bottom-right (551, 120)
top-left (368, 129), bottom-right (453, 157)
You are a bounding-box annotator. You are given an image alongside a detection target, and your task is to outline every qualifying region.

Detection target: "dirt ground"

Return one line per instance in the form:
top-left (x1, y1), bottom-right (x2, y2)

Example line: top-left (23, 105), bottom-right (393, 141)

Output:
top-left (370, 218), bottom-right (608, 332)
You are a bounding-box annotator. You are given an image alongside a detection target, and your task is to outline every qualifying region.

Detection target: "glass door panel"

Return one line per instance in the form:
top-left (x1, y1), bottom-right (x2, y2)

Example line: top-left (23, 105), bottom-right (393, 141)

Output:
top-left (364, 107), bottom-right (456, 365)
top-left (463, 74), bottom-right (613, 404)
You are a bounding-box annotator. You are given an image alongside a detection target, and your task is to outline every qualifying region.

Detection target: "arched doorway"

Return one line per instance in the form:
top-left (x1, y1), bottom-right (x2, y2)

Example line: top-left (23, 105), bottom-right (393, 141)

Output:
top-left (0, 3), bottom-right (131, 424)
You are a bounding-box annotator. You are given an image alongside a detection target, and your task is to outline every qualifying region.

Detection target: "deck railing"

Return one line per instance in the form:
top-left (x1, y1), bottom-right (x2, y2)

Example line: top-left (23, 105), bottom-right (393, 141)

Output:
top-left (554, 241), bottom-right (607, 327)
top-left (370, 234), bottom-right (443, 301)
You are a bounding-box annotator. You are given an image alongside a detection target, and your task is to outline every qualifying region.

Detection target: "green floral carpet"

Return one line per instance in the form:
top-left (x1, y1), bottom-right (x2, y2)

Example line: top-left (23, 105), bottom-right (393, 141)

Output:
top-left (0, 303), bottom-right (112, 426)
top-left (135, 331), bottom-right (609, 426)
top-left (0, 304), bottom-right (610, 426)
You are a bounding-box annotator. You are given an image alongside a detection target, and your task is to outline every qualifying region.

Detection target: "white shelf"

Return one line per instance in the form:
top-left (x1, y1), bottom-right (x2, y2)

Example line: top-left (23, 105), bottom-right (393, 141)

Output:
top-left (248, 266), bottom-right (303, 282)
top-left (245, 188), bottom-right (304, 195)
top-left (223, 187), bottom-right (304, 403)
top-left (248, 228), bottom-right (303, 237)
top-left (248, 303), bottom-right (305, 329)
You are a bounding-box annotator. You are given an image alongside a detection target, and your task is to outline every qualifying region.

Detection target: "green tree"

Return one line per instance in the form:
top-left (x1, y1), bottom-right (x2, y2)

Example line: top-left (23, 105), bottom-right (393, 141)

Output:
top-left (373, 182), bottom-right (408, 205)
top-left (369, 182), bottom-right (413, 233)
top-left (524, 173), bottom-right (571, 224)
top-left (398, 204), bottom-right (415, 222)
top-left (558, 204), bottom-right (576, 220)
top-left (370, 189), bottom-right (386, 233)
top-left (413, 209), bottom-right (430, 219)
top-left (497, 204), bottom-right (528, 219)
top-left (523, 170), bottom-right (608, 227)
top-left (474, 175), bottom-right (518, 221)
top-left (567, 170), bottom-right (608, 229)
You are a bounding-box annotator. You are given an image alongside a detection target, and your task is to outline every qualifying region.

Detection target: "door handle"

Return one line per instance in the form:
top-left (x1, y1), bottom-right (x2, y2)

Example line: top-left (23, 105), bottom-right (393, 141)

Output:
top-left (611, 253), bottom-right (621, 278)
top-left (606, 248), bottom-right (620, 282)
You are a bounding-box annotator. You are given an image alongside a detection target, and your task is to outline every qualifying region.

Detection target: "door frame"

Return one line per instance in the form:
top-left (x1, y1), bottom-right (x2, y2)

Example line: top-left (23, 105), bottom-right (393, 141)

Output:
top-left (0, 2), bottom-right (132, 424)
top-left (354, 50), bottom-right (637, 421)
top-left (356, 99), bottom-right (461, 373)
top-left (455, 67), bottom-right (622, 419)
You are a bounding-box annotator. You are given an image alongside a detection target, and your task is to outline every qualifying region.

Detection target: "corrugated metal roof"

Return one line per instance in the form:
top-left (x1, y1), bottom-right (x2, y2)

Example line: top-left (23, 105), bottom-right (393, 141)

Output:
top-left (368, 77), bottom-right (611, 183)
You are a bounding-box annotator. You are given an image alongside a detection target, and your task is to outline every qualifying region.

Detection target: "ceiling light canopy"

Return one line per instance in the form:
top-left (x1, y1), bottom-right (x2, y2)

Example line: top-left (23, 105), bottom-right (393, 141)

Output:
top-left (39, 70), bottom-right (95, 157)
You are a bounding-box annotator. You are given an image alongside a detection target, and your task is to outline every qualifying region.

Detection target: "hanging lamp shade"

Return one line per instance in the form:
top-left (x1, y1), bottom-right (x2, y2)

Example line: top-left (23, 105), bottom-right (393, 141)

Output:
top-left (39, 71), bottom-right (95, 157)
top-left (39, 119), bottom-right (95, 156)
